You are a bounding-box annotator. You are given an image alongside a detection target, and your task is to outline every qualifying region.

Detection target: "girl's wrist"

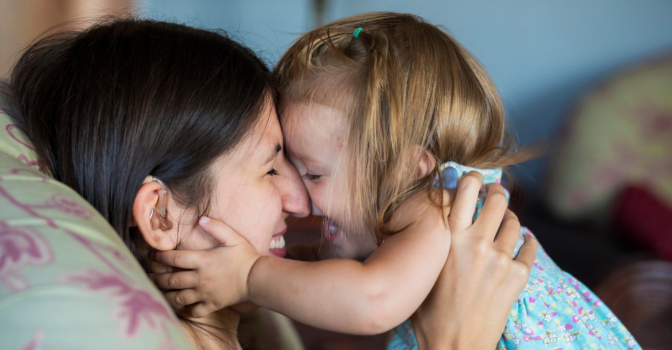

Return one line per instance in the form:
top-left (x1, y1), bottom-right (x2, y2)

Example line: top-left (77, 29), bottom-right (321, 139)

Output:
top-left (246, 255), bottom-right (268, 303)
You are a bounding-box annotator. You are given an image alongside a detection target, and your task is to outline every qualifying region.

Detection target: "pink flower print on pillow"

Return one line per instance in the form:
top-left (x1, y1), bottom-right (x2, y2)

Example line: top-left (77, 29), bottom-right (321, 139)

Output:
top-left (63, 270), bottom-right (176, 338)
top-left (43, 194), bottom-right (94, 220)
top-left (5, 124), bottom-right (39, 168)
top-left (19, 330), bottom-right (43, 350)
top-left (0, 226), bottom-right (53, 292)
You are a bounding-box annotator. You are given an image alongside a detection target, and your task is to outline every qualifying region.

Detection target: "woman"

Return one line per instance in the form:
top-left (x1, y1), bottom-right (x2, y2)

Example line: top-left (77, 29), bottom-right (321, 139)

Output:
top-left (7, 18), bottom-right (535, 349)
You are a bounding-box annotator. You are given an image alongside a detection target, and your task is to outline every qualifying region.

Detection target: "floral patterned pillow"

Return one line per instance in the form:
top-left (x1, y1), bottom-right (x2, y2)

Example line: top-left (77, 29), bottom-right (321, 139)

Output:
top-left (0, 81), bottom-right (193, 349)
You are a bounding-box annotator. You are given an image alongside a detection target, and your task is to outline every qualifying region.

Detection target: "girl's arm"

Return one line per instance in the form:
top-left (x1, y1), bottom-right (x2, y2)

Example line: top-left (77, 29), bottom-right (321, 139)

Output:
top-left (248, 190), bottom-right (450, 334)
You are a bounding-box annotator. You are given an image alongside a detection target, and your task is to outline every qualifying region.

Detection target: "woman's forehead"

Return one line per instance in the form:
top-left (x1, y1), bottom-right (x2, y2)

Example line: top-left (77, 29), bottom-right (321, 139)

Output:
top-left (218, 104), bottom-right (283, 168)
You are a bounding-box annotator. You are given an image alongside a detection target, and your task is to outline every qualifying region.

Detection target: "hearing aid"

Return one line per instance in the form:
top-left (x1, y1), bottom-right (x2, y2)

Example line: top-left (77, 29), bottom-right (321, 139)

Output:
top-left (149, 176), bottom-right (173, 231)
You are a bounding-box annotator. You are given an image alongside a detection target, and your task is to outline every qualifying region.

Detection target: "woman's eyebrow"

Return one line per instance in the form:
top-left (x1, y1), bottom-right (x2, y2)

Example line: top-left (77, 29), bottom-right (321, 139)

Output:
top-left (264, 143), bottom-right (282, 165)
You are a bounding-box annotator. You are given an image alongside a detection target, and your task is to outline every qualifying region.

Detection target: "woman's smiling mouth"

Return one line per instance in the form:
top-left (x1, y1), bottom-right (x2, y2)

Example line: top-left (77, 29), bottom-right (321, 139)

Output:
top-left (269, 227), bottom-right (287, 258)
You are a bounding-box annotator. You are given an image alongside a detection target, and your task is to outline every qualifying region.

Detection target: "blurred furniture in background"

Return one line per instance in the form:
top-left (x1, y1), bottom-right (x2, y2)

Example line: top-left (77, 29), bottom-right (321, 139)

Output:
top-left (593, 261), bottom-right (672, 350)
top-left (0, 0), bottom-right (132, 78)
top-left (530, 54), bottom-right (672, 349)
top-left (543, 55), bottom-right (672, 223)
top-left (613, 186), bottom-right (672, 262)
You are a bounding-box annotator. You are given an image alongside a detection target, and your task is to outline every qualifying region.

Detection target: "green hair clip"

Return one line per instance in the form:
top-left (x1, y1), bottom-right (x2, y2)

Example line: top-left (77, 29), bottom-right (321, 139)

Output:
top-left (353, 27), bottom-right (364, 38)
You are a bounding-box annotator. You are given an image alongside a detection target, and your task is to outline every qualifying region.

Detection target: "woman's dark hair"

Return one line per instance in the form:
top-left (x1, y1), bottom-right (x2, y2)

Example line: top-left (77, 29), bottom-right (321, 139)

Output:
top-left (9, 18), bottom-right (276, 268)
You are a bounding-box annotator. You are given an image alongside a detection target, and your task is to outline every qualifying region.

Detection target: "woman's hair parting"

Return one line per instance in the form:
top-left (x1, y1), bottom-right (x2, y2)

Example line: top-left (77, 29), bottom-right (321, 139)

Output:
top-left (9, 18), bottom-right (277, 270)
top-left (275, 12), bottom-right (535, 241)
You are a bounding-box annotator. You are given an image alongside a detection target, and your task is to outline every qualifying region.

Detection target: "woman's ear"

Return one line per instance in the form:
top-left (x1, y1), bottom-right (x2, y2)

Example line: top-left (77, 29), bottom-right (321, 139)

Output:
top-left (132, 178), bottom-right (177, 251)
top-left (414, 147), bottom-right (437, 180)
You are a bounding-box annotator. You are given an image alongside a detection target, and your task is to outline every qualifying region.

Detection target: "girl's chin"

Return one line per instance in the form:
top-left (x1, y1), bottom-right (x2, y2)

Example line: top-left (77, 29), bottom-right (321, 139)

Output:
top-left (268, 247), bottom-right (286, 258)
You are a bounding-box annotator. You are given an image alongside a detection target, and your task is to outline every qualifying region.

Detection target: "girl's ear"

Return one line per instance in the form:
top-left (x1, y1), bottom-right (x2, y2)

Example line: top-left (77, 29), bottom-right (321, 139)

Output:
top-left (414, 147), bottom-right (437, 180)
top-left (132, 179), bottom-right (177, 251)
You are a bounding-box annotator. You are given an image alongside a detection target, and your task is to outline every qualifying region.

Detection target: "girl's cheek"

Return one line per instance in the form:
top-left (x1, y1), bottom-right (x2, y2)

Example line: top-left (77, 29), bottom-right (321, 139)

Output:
top-left (305, 184), bottom-right (321, 209)
top-left (306, 183), bottom-right (329, 216)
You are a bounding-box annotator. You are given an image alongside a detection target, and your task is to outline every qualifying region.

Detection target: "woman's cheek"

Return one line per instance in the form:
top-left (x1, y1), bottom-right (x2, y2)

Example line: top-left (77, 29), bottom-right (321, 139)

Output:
top-left (243, 187), bottom-right (281, 255)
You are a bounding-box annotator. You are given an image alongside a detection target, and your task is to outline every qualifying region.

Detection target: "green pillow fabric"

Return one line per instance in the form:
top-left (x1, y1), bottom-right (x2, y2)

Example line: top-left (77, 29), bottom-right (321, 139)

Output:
top-left (0, 82), bottom-right (193, 350)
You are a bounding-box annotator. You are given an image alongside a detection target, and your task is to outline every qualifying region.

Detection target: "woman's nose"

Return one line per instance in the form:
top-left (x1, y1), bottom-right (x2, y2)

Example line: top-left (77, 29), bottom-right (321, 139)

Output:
top-left (275, 158), bottom-right (311, 218)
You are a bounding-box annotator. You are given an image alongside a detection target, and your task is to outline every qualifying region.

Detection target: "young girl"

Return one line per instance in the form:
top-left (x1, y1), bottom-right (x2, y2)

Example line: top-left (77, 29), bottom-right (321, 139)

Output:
top-left (152, 12), bottom-right (640, 349)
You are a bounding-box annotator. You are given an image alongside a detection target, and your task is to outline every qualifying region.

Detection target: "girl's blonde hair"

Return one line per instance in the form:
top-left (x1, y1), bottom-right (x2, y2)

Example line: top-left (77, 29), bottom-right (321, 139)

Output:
top-left (276, 12), bottom-right (534, 241)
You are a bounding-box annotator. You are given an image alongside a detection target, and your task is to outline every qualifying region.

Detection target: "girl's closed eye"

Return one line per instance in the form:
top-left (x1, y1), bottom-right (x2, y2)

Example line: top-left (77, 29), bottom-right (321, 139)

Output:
top-left (303, 173), bottom-right (321, 181)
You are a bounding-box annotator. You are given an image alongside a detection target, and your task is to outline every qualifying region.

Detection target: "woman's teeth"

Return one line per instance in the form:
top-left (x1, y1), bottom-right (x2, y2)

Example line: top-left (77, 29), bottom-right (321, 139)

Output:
top-left (270, 236), bottom-right (286, 250)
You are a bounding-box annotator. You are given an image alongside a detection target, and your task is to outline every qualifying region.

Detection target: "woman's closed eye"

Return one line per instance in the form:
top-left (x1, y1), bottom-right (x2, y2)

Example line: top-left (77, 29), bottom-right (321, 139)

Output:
top-left (267, 168), bottom-right (279, 176)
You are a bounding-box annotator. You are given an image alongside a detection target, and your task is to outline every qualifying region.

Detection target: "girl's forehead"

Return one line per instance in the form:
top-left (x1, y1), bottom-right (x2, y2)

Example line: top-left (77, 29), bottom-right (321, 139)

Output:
top-left (282, 103), bottom-right (347, 161)
top-left (282, 102), bottom-right (348, 136)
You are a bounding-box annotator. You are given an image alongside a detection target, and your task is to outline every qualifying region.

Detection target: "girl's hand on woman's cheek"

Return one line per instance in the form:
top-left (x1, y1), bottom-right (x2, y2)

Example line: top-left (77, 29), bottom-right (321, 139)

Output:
top-left (148, 216), bottom-right (261, 318)
top-left (411, 172), bottom-right (539, 350)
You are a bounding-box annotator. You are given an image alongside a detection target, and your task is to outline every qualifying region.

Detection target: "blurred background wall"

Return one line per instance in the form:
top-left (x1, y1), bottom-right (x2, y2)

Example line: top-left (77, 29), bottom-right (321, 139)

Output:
top-left (0, 0), bottom-right (133, 78)
top-left (136, 0), bottom-right (672, 192)
top-left (3, 0), bottom-right (671, 191)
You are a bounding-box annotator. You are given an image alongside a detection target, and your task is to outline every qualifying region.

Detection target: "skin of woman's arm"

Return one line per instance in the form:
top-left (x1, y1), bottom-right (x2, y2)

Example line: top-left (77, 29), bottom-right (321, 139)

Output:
top-left (248, 189), bottom-right (451, 335)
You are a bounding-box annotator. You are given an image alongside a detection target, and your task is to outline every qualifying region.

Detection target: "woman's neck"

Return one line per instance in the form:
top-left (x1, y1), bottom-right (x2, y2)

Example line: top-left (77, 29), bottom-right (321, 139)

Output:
top-left (181, 307), bottom-right (242, 350)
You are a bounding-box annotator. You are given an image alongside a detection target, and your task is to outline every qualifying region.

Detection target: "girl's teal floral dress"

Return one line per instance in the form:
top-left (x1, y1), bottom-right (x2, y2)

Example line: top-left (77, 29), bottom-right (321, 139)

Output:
top-left (388, 162), bottom-right (641, 350)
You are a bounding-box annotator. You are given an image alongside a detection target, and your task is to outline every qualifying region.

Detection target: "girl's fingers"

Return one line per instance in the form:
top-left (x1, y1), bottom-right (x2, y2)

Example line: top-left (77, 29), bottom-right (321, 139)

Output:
top-left (147, 259), bottom-right (178, 274)
top-left (494, 210), bottom-right (521, 255)
top-left (513, 233), bottom-right (539, 272)
top-left (149, 271), bottom-right (199, 291)
top-left (198, 216), bottom-right (244, 246)
top-left (151, 250), bottom-right (202, 269)
top-left (474, 183), bottom-right (509, 240)
top-left (449, 172), bottom-right (483, 232)
top-left (164, 289), bottom-right (203, 308)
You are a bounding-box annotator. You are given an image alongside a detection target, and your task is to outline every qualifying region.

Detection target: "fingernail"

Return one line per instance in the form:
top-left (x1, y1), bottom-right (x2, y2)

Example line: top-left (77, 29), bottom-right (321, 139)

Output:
top-left (199, 216), bottom-right (210, 225)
